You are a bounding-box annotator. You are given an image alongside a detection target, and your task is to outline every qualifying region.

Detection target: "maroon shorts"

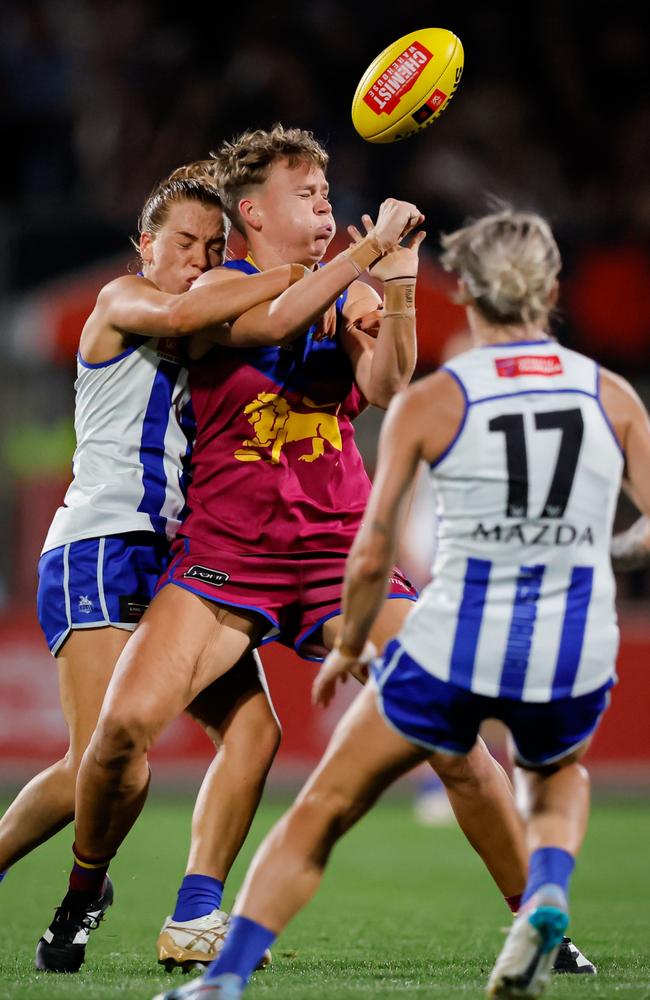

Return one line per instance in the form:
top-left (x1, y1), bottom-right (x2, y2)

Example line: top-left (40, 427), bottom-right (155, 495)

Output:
top-left (157, 537), bottom-right (417, 660)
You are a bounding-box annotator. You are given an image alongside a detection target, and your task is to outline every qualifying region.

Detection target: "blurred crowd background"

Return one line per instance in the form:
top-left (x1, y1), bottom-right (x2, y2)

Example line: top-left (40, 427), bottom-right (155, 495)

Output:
top-left (0, 0), bottom-right (648, 783)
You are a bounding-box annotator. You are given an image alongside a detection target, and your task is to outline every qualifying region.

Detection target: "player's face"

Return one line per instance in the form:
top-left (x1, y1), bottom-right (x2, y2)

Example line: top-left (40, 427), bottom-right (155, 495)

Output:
top-left (141, 200), bottom-right (227, 294)
top-left (249, 160), bottom-right (335, 265)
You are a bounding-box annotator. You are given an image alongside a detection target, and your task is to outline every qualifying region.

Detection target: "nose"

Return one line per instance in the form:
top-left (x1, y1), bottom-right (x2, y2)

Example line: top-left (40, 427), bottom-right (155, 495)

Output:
top-left (192, 243), bottom-right (211, 271)
top-left (316, 194), bottom-right (332, 215)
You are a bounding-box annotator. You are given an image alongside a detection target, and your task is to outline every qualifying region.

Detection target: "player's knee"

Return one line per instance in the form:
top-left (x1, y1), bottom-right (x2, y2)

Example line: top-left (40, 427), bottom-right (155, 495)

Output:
top-left (93, 710), bottom-right (153, 769)
top-left (296, 785), bottom-right (367, 839)
top-left (222, 712), bottom-right (281, 774)
top-left (253, 713), bottom-right (282, 769)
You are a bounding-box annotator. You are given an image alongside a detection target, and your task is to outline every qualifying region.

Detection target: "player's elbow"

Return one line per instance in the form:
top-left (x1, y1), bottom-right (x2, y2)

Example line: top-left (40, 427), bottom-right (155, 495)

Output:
top-left (364, 375), bottom-right (410, 410)
top-left (364, 387), bottom-right (393, 410)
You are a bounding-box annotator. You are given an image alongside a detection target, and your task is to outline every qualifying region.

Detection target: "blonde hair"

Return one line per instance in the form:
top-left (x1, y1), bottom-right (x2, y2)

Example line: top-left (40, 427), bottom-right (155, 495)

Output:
top-left (440, 208), bottom-right (561, 326)
top-left (131, 160), bottom-right (227, 259)
top-left (210, 123), bottom-right (329, 233)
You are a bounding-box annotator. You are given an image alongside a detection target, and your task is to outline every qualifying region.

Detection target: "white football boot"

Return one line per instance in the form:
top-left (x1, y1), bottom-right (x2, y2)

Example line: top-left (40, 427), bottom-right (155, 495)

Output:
top-left (153, 973), bottom-right (245, 1000)
top-left (486, 887), bottom-right (569, 998)
top-left (157, 909), bottom-right (271, 972)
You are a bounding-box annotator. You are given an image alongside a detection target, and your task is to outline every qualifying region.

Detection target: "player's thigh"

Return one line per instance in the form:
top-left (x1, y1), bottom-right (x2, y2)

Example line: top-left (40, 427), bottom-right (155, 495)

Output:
top-left (299, 685), bottom-right (427, 818)
top-left (100, 585), bottom-right (267, 741)
top-left (322, 597), bottom-right (414, 658)
top-left (187, 651), bottom-right (280, 749)
top-left (57, 626), bottom-right (132, 762)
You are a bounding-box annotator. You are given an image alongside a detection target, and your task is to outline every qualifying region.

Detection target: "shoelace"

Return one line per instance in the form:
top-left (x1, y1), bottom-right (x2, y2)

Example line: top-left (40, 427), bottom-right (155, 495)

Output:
top-left (52, 903), bottom-right (106, 935)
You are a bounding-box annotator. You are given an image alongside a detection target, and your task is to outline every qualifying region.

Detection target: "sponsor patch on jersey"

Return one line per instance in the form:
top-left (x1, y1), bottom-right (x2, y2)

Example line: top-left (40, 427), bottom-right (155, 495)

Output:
top-left (119, 595), bottom-right (150, 622)
top-left (495, 355), bottom-right (563, 378)
top-left (156, 337), bottom-right (186, 365)
top-left (183, 565), bottom-right (230, 587)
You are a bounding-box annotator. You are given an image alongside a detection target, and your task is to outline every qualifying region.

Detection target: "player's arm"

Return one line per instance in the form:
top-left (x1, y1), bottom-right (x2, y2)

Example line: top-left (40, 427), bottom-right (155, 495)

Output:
top-left (183, 265), bottom-right (313, 357)
top-left (228, 199), bottom-right (424, 346)
top-left (87, 265), bottom-right (301, 342)
top-left (339, 223), bottom-right (425, 408)
top-left (80, 265), bottom-right (307, 364)
top-left (600, 369), bottom-right (650, 569)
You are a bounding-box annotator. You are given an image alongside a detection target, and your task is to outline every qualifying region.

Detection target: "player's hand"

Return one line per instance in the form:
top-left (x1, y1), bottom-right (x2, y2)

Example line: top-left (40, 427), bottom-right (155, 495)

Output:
top-left (348, 220), bottom-right (426, 281)
top-left (312, 640), bottom-right (377, 708)
top-left (367, 199), bottom-right (424, 253)
top-left (357, 308), bottom-right (382, 338)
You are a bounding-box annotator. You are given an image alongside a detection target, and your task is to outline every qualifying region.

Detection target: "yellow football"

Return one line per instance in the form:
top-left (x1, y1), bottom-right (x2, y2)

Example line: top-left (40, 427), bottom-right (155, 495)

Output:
top-left (351, 27), bottom-right (464, 143)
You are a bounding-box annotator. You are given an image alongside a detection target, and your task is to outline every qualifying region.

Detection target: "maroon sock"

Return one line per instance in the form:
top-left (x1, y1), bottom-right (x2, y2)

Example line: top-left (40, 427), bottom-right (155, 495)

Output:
top-left (68, 842), bottom-right (112, 897)
top-left (505, 893), bottom-right (522, 914)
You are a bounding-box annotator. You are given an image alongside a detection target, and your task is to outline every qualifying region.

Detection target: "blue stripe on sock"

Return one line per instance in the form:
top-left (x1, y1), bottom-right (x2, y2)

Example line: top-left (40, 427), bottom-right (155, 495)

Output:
top-left (522, 847), bottom-right (575, 905)
top-left (449, 558), bottom-right (492, 688)
top-left (172, 874), bottom-right (224, 921)
top-left (206, 914), bottom-right (276, 985)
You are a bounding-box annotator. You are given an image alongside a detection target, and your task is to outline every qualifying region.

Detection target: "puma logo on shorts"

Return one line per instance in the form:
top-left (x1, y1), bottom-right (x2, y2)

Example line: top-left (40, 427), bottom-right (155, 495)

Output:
top-left (183, 565), bottom-right (230, 587)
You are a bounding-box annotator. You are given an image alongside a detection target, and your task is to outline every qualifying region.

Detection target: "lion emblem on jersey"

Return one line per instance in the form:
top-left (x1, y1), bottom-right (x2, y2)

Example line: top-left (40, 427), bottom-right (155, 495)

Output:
top-left (234, 393), bottom-right (342, 465)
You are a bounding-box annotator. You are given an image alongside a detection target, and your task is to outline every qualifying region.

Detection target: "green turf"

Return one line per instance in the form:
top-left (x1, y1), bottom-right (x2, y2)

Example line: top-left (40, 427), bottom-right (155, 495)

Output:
top-left (0, 796), bottom-right (648, 999)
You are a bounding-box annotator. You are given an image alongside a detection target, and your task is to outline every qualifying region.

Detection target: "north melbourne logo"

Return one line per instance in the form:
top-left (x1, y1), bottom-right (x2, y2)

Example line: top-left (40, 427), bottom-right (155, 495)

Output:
top-left (184, 565), bottom-right (230, 587)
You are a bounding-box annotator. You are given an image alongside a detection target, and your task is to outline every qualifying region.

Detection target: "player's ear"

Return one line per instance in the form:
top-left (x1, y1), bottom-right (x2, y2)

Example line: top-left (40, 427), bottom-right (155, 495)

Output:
top-left (140, 232), bottom-right (154, 264)
top-left (548, 280), bottom-right (559, 310)
top-left (239, 198), bottom-right (262, 232)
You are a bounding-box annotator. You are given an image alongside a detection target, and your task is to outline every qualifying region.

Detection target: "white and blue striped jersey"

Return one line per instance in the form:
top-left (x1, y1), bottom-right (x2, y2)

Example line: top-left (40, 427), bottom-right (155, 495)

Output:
top-left (398, 339), bottom-right (623, 702)
top-left (42, 338), bottom-right (195, 554)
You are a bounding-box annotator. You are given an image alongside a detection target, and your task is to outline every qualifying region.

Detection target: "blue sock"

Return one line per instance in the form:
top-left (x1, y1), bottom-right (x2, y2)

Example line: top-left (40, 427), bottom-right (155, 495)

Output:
top-left (522, 847), bottom-right (575, 906)
top-left (172, 874), bottom-right (224, 921)
top-left (0, 870), bottom-right (7, 883)
top-left (205, 915), bottom-right (276, 985)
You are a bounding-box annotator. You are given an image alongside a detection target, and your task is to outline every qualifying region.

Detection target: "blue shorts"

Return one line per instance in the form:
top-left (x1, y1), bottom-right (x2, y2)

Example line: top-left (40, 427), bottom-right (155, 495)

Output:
top-left (37, 532), bottom-right (171, 655)
top-left (372, 639), bottom-right (613, 767)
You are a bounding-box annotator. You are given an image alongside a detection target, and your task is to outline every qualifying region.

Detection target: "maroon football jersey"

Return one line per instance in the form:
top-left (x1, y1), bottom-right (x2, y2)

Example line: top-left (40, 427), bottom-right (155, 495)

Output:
top-left (178, 260), bottom-right (371, 556)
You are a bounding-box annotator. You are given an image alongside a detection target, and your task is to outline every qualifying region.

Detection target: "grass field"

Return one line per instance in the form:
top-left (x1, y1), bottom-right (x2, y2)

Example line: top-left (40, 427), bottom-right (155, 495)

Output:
top-left (0, 795), bottom-right (648, 1000)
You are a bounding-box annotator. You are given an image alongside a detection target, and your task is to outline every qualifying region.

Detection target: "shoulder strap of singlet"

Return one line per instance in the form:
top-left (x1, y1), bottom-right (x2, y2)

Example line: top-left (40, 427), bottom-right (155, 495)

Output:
top-left (222, 257), bottom-right (258, 275)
